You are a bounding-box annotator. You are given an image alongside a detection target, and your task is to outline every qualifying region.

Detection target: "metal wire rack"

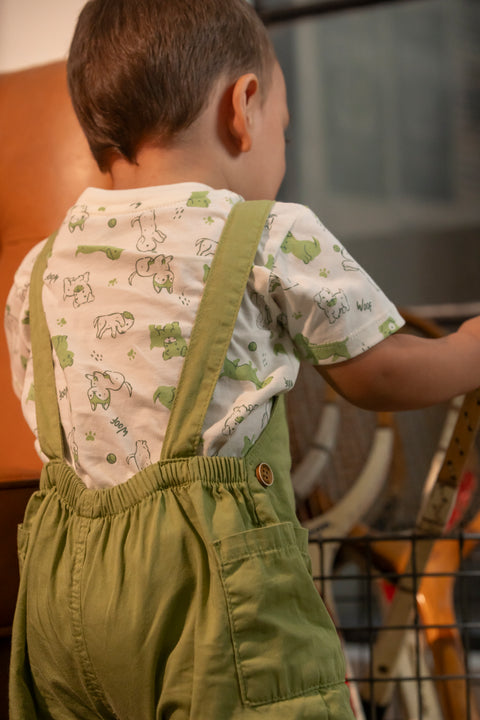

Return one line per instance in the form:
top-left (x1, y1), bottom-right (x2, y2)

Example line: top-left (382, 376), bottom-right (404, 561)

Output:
top-left (310, 530), bottom-right (480, 720)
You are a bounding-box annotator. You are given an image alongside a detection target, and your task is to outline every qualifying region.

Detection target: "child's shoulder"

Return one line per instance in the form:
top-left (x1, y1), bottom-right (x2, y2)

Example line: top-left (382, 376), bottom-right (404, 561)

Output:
top-left (262, 199), bottom-right (336, 255)
top-left (265, 199), bottom-right (328, 236)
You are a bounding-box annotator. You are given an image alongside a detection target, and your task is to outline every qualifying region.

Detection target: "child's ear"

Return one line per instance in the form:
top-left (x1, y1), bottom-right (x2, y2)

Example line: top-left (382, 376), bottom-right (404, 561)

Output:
top-left (229, 73), bottom-right (260, 153)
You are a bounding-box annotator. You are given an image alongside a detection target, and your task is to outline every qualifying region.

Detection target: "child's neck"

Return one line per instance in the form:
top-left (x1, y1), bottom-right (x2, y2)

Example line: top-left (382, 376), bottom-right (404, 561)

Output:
top-left (109, 144), bottom-right (228, 191)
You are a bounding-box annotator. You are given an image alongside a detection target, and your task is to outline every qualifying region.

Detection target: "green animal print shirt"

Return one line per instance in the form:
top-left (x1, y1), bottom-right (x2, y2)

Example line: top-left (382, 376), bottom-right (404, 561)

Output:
top-left (5, 183), bottom-right (404, 489)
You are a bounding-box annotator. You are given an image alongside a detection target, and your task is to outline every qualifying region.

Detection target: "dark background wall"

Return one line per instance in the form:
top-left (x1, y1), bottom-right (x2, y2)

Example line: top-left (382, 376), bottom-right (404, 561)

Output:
top-left (259, 0), bottom-right (480, 314)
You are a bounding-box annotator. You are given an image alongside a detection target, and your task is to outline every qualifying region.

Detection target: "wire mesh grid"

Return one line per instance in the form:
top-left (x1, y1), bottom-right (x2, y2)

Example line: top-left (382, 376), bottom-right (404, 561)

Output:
top-left (310, 531), bottom-right (480, 720)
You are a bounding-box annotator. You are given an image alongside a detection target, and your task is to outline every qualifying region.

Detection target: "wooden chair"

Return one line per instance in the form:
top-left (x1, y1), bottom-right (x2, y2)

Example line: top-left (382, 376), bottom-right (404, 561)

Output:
top-left (0, 60), bottom-right (110, 717)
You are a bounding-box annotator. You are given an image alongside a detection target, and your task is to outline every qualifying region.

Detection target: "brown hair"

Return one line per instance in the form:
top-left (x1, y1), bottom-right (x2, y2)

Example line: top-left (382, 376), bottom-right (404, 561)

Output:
top-left (67, 0), bottom-right (275, 171)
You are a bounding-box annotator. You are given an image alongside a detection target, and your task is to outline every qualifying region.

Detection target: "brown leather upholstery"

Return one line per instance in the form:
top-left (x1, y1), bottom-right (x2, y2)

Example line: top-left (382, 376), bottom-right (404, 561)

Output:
top-left (0, 62), bottom-right (110, 711)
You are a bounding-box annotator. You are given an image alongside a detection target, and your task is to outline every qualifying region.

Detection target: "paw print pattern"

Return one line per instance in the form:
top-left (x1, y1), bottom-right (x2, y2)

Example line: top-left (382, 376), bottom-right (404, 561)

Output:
top-left (86, 431), bottom-right (96, 441)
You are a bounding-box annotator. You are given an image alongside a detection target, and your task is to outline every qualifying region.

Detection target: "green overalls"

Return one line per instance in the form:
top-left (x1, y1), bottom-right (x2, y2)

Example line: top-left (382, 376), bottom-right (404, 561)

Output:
top-left (9, 201), bottom-right (354, 720)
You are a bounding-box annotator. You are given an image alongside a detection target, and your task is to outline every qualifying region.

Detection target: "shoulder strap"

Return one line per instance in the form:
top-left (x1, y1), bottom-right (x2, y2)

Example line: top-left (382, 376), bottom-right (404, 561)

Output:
top-left (29, 231), bottom-right (65, 462)
top-left (160, 200), bottom-right (274, 460)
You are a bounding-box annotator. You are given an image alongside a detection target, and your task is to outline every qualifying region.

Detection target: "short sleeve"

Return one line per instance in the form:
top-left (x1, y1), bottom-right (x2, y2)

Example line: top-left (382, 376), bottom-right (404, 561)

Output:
top-left (265, 204), bottom-right (404, 365)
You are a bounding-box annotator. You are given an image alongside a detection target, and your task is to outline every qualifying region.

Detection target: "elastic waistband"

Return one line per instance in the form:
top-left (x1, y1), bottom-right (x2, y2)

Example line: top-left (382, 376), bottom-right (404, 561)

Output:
top-left (41, 456), bottom-right (248, 518)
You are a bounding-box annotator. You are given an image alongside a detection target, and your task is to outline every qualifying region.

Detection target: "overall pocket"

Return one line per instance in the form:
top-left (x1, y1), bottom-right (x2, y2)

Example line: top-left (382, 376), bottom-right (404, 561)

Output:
top-left (214, 521), bottom-right (346, 707)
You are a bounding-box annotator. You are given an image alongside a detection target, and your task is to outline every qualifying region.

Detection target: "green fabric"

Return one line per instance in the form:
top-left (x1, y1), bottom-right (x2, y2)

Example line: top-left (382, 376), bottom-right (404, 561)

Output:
top-left (28, 231), bottom-right (64, 462)
top-left (10, 201), bottom-right (353, 720)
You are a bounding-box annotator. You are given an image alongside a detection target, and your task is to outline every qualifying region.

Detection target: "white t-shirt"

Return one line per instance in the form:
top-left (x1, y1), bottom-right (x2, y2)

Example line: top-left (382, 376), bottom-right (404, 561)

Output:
top-left (5, 183), bottom-right (404, 488)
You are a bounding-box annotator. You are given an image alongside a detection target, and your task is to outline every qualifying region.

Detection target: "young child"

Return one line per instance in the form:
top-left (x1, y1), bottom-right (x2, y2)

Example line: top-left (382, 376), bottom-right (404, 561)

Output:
top-left (5, 0), bottom-right (480, 718)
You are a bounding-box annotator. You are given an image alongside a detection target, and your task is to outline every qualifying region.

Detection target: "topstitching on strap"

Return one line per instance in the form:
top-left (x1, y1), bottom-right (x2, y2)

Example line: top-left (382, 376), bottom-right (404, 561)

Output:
top-left (29, 231), bottom-right (65, 462)
top-left (160, 200), bottom-right (274, 461)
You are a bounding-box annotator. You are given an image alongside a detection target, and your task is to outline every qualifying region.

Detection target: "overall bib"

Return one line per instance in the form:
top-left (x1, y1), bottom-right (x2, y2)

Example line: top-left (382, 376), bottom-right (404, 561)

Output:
top-left (9, 201), bottom-right (354, 720)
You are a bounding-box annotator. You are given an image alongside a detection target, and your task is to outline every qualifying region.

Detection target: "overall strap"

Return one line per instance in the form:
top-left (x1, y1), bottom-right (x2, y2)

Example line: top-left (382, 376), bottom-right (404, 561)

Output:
top-left (161, 200), bottom-right (274, 460)
top-left (29, 231), bottom-right (65, 462)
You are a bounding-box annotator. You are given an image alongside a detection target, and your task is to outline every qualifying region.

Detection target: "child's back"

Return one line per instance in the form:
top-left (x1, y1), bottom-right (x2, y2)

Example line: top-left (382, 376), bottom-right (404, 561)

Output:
top-left (7, 182), bottom-right (402, 489)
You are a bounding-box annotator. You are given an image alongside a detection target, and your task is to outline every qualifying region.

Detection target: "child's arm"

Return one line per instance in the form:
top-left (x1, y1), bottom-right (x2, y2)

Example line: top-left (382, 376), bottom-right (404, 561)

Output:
top-left (318, 316), bottom-right (480, 412)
